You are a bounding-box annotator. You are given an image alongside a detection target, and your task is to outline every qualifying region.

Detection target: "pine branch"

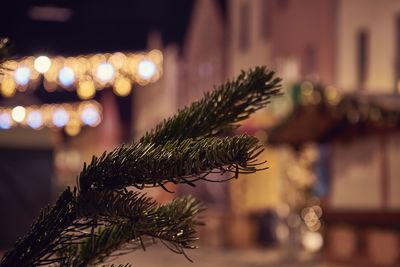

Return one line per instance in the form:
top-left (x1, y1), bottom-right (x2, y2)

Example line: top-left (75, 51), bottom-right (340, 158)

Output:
top-left (61, 195), bottom-right (203, 266)
top-left (0, 188), bottom-right (77, 267)
top-left (141, 66), bottom-right (281, 144)
top-left (78, 135), bottom-right (264, 192)
top-left (0, 66), bottom-right (281, 267)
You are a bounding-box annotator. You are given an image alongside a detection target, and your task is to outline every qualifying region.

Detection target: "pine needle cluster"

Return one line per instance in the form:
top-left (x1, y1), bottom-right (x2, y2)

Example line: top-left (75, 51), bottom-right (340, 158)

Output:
top-left (0, 66), bottom-right (281, 266)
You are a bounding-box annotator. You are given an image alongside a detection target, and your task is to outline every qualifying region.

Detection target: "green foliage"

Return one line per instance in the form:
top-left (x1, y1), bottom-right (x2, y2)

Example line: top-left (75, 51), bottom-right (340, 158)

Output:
top-left (0, 67), bottom-right (281, 267)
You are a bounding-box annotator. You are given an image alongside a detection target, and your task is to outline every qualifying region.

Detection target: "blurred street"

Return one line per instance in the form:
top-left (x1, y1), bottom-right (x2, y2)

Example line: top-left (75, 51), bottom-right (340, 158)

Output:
top-left (113, 245), bottom-right (346, 267)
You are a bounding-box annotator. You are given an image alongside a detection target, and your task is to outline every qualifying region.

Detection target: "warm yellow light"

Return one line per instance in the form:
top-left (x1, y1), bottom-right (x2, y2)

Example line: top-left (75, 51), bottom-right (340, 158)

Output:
top-left (113, 77), bottom-right (132, 96)
top-left (1, 76), bottom-right (16, 97)
top-left (65, 120), bottom-right (81, 136)
top-left (77, 80), bottom-right (96, 100)
top-left (34, 56), bottom-right (52, 73)
top-left (11, 106), bottom-right (26, 123)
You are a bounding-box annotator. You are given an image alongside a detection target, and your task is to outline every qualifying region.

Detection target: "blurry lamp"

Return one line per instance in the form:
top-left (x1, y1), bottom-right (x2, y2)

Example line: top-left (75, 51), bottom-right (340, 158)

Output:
top-left (0, 113), bottom-right (12, 129)
top-left (113, 77), bottom-right (132, 96)
top-left (59, 67), bottom-right (75, 86)
top-left (77, 80), bottom-right (96, 100)
top-left (27, 111), bottom-right (43, 129)
top-left (34, 56), bottom-right (52, 73)
top-left (1, 76), bottom-right (16, 97)
top-left (81, 105), bottom-right (100, 126)
top-left (302, 231), bottom-right (323, 252)
top-left (14, 66), bottom-right (31, 86)
top-left (96, 63), bottom-right (115, 82)
top-left (137, 59), bottom-right (156, 80)
top-left (52, 108), bottom-right (69, 127)
top-left (11, 106), bottom-right (26, 123)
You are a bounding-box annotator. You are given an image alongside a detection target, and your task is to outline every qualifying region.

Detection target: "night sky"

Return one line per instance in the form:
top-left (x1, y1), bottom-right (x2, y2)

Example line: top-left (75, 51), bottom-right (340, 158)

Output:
top-left (0, 0), bottom-right (214, 56)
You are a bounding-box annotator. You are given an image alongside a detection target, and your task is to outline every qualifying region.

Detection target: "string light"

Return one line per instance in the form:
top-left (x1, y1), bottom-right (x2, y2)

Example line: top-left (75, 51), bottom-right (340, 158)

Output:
top-left (11, 106), bottom-right (26, 123)
top-left (96, 62), bottom-right (114, 82)
top-left (52, 107), bottom-right (69, 127)
top-left (0, 50), bottom-right (163, 99)
top-left (34, 56), bottom-right (52, 73)
top-left (137, 59), bottom-right (156, 80)
top-left (77, 80), bottom-right (96, 100)
top-left (58, 66), bottom-right (75, 87)
top-left (80, 104), bottom-right (101, 126)
top-left (0, 112), bottom-right (12, 129)
top-left (0, 101), bottom-right (102, 132)
top-left (14, 66), bottom-right (31, 86)
top-left (26, 110), bottom-right (43, 129)
top-left (113, 77), bottom-right (132, 96)
top-left (1, 76), bottom-right (16, 97)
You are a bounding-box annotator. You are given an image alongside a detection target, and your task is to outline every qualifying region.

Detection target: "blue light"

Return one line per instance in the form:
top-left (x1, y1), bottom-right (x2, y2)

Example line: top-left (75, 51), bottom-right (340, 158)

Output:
top-left (52, 108), bottom-right (69, 127)
top-left (27, 111), bottom-right (43, 129)
top-left (58, 67), bottom-right (75, 86)
top-left (14, 66), bottom-right (31, 86)
top-left (81, 106), bottom-right (99, 126)
top-left (0, 113), bottom-right (12, 129)
top-left (137, 59), bottom-right (156, 80)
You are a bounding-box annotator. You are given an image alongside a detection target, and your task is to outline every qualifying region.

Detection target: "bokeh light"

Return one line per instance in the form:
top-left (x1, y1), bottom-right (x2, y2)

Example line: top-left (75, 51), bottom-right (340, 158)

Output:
top-left (302, 231), bottom-right (323, 252)
top-left (11, 106), bottom-right (26, 123)
top-left (137, 59), bottom-right (156, 80)
top-left (14, 66), bottom-right (31, 86)
top-left (0, 113), bottom-right (12, 129)
top-left (113, 77), bottom-right (132, 96)
top-left (58, 67), bottom-right (75, 87)
top-left (27, 110), bottom-right (43, 129)
top-left (34, 56), bottom-right (52, 73)
top-left (1, 76), bottom-right (16, 97)
top-left (96, 62), bottom-right (115, 82)
top-left (81, 105), bottom-right (100, 126)
top-left (77, 80), bottom-right (96, 100)
top-left (52, 108), bottom-right (69, 127)
top-left (65, 119), bottom-right (81, 136)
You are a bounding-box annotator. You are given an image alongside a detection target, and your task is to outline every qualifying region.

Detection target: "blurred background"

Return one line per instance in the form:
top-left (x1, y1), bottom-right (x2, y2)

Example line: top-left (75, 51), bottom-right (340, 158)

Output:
top-left (1, 0), bottom-right (400, 266)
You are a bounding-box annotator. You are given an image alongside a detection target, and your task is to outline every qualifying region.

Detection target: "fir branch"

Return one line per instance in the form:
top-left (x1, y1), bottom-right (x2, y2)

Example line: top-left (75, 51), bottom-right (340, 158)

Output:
top-left (141, 66), bottom-right (281, 144)
top-left (0, 188), bottom-right (77, 267)
top-left (61, 196), bottom-right (203, 266)
top-left (0, 66), bottom-right (281, 267)
top-left (78, 135), bottom-right (264, 192)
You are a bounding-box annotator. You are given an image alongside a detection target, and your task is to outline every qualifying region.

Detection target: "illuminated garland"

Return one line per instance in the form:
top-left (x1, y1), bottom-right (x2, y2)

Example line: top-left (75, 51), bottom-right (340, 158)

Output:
top-left (0, 50), bottom-right (163, 99)
top-left (0, 100), bottom-right (102, 136)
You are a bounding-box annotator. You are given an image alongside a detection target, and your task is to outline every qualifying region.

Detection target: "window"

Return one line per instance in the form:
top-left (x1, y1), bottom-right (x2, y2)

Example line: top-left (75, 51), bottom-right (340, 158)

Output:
top-left (357, 29), bottom-right (369, 88)
top-left (260, 0), bottom-right (272, 40)
top-left (239, 1), bottom-right (250, 52)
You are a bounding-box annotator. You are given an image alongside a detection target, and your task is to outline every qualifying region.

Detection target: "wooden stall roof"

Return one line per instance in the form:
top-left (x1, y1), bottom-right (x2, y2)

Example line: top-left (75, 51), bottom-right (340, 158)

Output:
top-left (267, 83), bottom-right (400, 147)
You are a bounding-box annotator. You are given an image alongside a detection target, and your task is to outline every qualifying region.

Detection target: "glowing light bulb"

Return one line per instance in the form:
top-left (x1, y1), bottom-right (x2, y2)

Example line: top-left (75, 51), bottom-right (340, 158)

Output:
top-left (65, 120), bottom-right (81, 136)
top-left (96, 62), bottom-right (114, 82)
top-left (0, 113), bottom-right (12, 129)
top-left (14, 66), bottom-right (31, 85)
top-left (58, 67), bottom-right (75, 86)
top-left (137, 59), bottom-right (156, 80)
top-left (302, 231), bottom-right (323, 252)
top-left (81, 105), bottom-right (100, 126)
top-left (1, 76), bottom-right (16, 97)
top-left (113, 77), bottom-right (132, 96)
top-left (77, 80), bottom-right (96, 100)
top-left (27, 110), bottom-right (43, 129)
top-left (52, 108), bottom-right (69, 127)
top-left (34, 56), bottom-right (52, 73)
top-left (11, 106), bottom-right (26, 123)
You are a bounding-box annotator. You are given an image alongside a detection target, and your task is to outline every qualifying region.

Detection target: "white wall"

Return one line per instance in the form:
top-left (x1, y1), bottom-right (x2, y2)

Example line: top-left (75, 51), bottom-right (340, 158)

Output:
top-left (336, 0), bottom-right (400, 93)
